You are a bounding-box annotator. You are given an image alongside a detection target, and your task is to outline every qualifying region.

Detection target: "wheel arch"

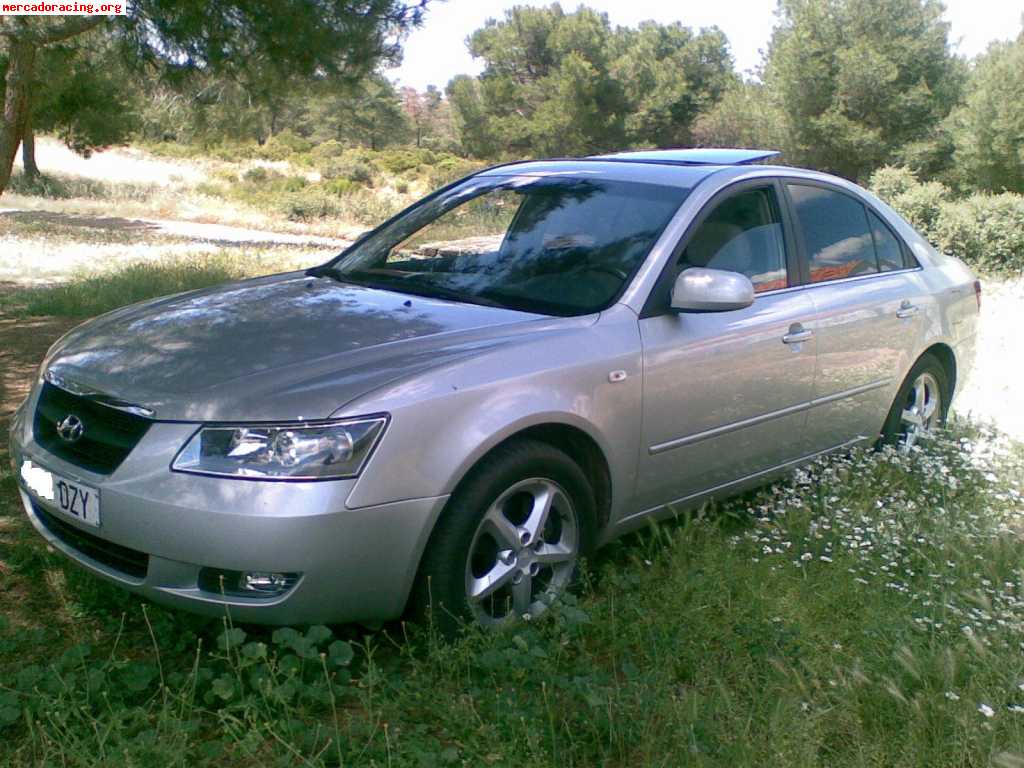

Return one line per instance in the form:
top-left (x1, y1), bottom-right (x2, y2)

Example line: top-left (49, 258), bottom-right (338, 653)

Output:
top-left (920, 342), bottom-right (957, 400)
top-left (445, 419), bottom-right (614, 532)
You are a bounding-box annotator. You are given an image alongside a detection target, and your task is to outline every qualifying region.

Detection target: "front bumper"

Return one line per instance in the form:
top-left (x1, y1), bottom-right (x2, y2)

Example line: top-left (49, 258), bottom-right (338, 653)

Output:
top-left (9, 398), bottom-right (447, 625)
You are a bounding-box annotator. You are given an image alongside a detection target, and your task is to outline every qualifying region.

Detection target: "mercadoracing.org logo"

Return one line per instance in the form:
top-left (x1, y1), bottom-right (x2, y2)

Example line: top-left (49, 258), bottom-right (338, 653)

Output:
top-left (1, 2), bottom-right (126, 13)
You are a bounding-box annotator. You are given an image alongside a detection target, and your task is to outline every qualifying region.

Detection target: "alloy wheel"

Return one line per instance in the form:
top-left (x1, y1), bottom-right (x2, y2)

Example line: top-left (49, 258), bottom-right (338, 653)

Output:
top-left (464, 477), bottom-right (579, 626)
top-left (899, 371), bottom-right (942, 451)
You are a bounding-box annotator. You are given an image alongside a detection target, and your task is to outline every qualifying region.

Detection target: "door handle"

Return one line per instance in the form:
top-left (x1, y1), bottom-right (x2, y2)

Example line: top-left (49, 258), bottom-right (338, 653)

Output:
top-left (896, 301), bottom-right (919, 319)
top-left (782, 323), bottom-right (813, 345)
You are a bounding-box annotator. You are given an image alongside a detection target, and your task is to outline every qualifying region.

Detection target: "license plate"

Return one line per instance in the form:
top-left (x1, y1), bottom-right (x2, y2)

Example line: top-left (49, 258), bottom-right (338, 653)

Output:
top-left (20, 460), bottom-right (101, 528)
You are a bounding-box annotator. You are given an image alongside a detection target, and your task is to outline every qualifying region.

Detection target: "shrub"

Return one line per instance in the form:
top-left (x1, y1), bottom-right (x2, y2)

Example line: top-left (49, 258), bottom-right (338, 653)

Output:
top-left (320, 158), bottom-right (375, 186)
top-left (258, 130), bottom-right (313, 161)
top-left (932, 193), bottom-right (1024, 273)
top-left (868, 166), bottom-right (920, 201)
top-left (280, 188), bottom-right (342, 221)
top-left (309, 140), bottom-right (347, 162)
top-left (870, 165), bottom-right (1024, 274)
top-left (889, 180), bottom-right (950, 234)
top-left (322, 178), bottom-right (355, 196)
top-left (240, 166), bottom-right (274, 184)
top-left (208, 142), bottom-right (261, 162)
top-left (335, 189), bottom-right (403, 225)
top-left (375, 148), bottom-right (437, 175)
top-left (426, 156), bottom-right (484, 188)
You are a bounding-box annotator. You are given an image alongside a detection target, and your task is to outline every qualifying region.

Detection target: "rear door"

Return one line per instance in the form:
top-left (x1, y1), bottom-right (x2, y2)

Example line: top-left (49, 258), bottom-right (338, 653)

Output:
top-left (635, 180), bottom-right (818, 511)
top-left (782, 181), bottom-right (927, 453)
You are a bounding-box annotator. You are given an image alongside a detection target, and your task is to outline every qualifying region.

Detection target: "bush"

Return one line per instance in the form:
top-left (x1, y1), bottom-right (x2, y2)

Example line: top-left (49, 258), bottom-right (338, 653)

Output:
top-left (870, 165), bottom-right (1024, 274)
top-left (319, 158), bottom-right (375, 186)
top-left (426, 156), bottom-right (484, 188)
top-left (888, 180), bottom-right (950, 233)
top-left (257, 130), bottom-right (314, 161)
top-left (240, 166), bottom-right (276, 184)
top-left (322, 178), bottom-right (355, 196)
top-left (335, 189), bottom-right (403, 225)
top-left (375, 148), bottom-right (436, 175)
top-left (932, 193), bottom-right (1024, 274)
top-left (309, 140), bottom-right (347, 162)
top-left (867, 166), bottom-right (919, 202)
top-left (280, 188), bottom-right (342, 221)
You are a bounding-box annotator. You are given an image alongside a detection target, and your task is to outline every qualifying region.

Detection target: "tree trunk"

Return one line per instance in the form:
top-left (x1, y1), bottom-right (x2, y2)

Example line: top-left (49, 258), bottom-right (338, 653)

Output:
top-left (22, 100), bottom-right (39, 178)
top-left (0, 39), bottom-right (37, 195)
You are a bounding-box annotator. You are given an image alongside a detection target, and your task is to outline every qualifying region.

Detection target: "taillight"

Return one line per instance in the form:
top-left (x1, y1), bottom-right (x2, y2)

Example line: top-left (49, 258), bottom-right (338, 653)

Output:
top-left (974, 279), bottom-right (982, 311)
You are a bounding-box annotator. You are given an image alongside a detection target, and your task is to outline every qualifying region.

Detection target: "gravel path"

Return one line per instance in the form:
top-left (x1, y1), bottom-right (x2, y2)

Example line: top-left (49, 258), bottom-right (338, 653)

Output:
top-left (950, 277), bottom-right (1024, 440)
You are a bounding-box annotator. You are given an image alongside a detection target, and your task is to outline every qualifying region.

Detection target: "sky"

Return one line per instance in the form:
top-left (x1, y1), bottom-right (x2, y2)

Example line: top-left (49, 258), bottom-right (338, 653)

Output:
top-left (388, 0), bottom-right (1024, 91)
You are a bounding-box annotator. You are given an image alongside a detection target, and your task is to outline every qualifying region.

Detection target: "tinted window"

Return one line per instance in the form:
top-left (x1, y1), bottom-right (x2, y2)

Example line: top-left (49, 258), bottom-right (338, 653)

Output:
top-left (788, 184), bottom-right (878, 283)
top-left (868, 209), bottom-right (905, 271)
top-left (334, 176), bottom-right (691, 316)
top-left (679, 187), bottom-right (788, 293)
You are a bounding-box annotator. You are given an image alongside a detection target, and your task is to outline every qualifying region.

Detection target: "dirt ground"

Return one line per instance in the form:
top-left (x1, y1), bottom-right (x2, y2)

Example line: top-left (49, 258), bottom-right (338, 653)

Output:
top-left (0, 314), bottom-right (79, 455)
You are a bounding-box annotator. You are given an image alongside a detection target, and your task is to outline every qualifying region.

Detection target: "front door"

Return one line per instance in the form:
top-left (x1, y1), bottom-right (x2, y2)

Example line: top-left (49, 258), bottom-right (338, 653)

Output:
top-left (635, 182), bottom-right (818, 512)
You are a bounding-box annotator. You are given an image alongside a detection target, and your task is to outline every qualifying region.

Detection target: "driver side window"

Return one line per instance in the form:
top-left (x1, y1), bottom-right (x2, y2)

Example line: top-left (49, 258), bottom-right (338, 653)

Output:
top-left (678, 187), bottom-right (788, 293)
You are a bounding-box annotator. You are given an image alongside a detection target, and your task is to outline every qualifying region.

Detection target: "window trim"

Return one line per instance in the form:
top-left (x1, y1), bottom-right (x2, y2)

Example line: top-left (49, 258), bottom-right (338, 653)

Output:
top-left (781, 179), bottom-right (919, 287)
top-left (639, 178), bottom-right (800, 318)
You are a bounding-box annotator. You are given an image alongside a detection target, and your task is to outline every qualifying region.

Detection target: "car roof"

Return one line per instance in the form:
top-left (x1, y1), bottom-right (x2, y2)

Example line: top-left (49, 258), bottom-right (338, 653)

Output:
top-left (591, 148), bottom-right (781, 165)
top-left (475, 148), bottom-right (784, 190)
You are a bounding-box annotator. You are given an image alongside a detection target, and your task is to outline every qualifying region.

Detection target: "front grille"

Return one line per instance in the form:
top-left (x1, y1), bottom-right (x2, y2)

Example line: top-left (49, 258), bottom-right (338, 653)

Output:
top-left (33, 502), bottom-right (149, 579)
top-left (33, 382), bottom-right (151, 475)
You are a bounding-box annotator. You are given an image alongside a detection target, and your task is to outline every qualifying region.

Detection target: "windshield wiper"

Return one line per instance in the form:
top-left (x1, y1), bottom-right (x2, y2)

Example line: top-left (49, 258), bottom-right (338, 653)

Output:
top-left (341, 271), bottom-right (514, 311)
top-left (306, 264), bottom-right (349, 282)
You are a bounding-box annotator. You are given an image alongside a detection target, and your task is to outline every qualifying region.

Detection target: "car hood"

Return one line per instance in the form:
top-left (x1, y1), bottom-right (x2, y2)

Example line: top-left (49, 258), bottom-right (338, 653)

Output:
top-left (42, 272), bottom-right (558, 421)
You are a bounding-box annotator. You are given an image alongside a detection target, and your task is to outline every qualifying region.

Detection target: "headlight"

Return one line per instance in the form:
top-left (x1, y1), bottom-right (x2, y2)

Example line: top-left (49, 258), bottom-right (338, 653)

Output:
top-left (172, 417), bottom-right (387, 480)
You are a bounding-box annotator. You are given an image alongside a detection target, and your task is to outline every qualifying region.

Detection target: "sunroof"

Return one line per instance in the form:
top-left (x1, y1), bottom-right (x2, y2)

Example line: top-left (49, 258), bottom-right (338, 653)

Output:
top-left (590, 148), bottom-right (782, 165)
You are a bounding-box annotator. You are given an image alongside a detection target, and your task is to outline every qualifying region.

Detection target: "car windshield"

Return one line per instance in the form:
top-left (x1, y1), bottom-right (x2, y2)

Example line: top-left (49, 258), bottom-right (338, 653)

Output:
top-left (326, 174), bottom-right (692, 316)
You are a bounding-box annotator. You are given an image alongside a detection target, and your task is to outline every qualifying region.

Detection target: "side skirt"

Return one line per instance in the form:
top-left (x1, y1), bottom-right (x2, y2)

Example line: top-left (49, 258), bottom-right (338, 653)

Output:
top-left (600, 436), bottom-right (870, 544)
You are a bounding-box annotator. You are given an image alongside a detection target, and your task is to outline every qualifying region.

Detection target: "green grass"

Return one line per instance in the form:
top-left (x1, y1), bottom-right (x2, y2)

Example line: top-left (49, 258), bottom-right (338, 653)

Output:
top-left (2, 425), bottom-right (1023, 766)
top-left (1, 251), bottom-right (314, 318)
top-left (7, 172), bottom-right (159, 202)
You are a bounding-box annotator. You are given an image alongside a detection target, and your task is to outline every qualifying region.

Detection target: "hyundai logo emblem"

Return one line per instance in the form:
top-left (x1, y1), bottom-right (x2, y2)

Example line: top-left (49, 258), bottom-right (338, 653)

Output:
top-left (56, 414), bottom-right (85, 444)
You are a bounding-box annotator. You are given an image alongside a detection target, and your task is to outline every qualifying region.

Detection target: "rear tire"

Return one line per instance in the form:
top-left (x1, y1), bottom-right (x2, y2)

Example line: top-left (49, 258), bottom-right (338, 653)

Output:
top-left (879, 353), bottom-right (950, 450)
top-left (410, 440), bottom-right (597, 637)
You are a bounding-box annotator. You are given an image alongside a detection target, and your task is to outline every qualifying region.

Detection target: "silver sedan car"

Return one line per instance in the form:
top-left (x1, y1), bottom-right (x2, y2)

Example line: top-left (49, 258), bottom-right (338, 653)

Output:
top-left (10, 149), bottom-right (980, 632)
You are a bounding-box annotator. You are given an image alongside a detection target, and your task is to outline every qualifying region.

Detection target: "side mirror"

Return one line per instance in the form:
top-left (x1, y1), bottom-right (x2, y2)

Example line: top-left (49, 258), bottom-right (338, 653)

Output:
top-left (670, 267), bottom-right (755, 313)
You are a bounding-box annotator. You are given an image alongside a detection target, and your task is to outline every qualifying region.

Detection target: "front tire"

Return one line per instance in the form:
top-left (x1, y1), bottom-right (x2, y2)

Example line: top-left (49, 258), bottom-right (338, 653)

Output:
top-left (411, 440), bottom-right (597, 636)
top-left (879, 353), bottom-right (950, 450)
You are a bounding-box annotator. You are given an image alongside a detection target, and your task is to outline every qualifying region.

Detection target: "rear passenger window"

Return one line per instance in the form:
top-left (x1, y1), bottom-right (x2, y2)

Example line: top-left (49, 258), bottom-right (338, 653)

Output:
top-left (788, 184), bottom-right (878, 283)
top-left (679, 187), bottom-right (788, 293)
top-left (868, 209), bottom-right (905, 271)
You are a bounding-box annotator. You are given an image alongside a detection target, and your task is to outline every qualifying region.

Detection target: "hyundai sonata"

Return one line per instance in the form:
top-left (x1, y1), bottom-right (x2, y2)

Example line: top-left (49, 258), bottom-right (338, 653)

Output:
top-left (10, 148), bottom-right (980, 632)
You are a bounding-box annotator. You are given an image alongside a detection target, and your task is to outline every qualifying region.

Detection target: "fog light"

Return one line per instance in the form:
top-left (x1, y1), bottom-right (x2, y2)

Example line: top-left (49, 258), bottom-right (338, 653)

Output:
top-left (197, 567), bottom-right (300, 598)
top-left (242, 571), bottom-right (292, 594)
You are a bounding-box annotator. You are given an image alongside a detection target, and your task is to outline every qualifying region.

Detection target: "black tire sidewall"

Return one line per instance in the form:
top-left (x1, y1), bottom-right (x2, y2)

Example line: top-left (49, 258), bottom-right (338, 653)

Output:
top-left (411, 439), bottom-right (597, 634)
